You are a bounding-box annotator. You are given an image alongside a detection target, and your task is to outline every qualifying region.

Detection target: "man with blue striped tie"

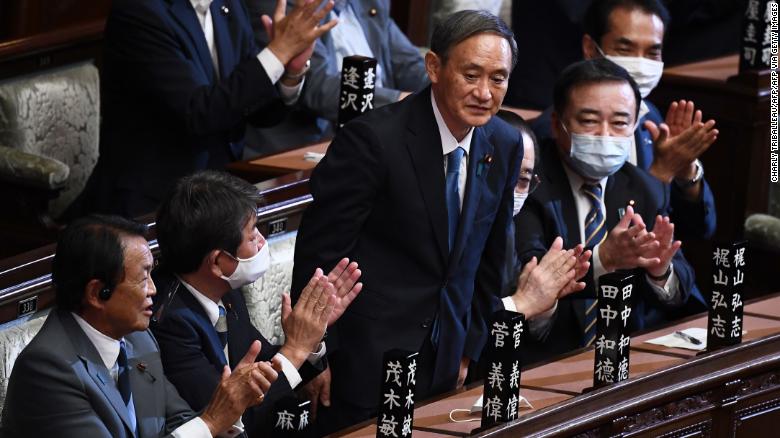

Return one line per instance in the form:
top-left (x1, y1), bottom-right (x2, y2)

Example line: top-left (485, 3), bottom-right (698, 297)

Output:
top-left (514, 58), bottom-right (706, 363)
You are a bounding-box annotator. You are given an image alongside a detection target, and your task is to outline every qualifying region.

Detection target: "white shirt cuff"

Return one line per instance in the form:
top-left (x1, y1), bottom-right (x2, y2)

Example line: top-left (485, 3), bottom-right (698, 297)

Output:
top-left (257, 48), bottom-right (303, 105)
top-left (257, 48), bottom-right (285, 83)
top-left (172, 416), bottom-right (244, 438)
top-left (593, 243), bottom-right (609, 281)
top-left (646, 265), bottom-right (681, 304)
top-left (307, 341), bottom-right (327, 365)
top-left (274, 352), bottom-right (303, 389)
top-left (501, 296), bottom-right (557, 320)
top-left (278, 77), bottom-right (304, 105)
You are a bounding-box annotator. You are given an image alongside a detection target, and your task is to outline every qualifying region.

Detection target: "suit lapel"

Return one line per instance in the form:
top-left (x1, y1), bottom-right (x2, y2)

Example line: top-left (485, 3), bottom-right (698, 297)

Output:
top-left (179, 285), bottom-right (229, 366)
top-left (405, 90), bottom-right (449, 265)
top-left (605, 168), bottom-right (631, 231)
top-left (448, 127), bottom-right (491, 271)
top-left (210, 0), bottom-right (233, 80)
top-left (61, 313), bottom-right (136, 437)
top-left (168, 0), bottom-right (216, 83)
top-left (541, 141), bottom-right (580, 246)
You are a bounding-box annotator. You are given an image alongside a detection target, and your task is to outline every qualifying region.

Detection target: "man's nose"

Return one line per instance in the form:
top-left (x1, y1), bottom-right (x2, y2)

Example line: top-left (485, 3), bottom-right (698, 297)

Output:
top-left (473, 78), bottom-right (492, 101)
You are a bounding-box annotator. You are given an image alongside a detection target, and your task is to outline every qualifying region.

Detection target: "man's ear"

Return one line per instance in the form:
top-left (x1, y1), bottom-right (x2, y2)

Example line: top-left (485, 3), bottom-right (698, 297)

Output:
top-left (207, 249), bottom-right (228, 278)
top-left (424, 51), bottom-right (441, 84)
top-left (83, 278), bottom-right (107, 310)
top-left (582, 34), bottom-right (598, 60)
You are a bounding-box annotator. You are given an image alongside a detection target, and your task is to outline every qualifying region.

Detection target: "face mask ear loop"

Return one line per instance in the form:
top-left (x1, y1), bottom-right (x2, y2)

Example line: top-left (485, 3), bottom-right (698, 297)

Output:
top-left (592, 40), bottom-right (608, 58)
top-left (448, 409), bottom-right (480, 423)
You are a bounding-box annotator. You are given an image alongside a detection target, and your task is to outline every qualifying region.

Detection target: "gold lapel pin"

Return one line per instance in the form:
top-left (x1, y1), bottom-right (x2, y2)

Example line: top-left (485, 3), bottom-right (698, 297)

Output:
top-left (369, 8), bottom-right (377, 16)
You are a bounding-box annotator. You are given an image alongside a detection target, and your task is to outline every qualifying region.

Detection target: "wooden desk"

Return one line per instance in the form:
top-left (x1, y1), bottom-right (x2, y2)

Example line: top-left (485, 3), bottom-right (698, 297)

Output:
top-left (335, 294), bottom-right (780, 437)
top-left (227, 107), bottom-right (542, 183)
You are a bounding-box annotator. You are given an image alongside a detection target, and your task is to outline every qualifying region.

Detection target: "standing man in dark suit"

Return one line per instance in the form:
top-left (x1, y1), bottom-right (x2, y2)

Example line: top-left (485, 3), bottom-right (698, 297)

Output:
top-left (516, 59), bottom-right (707, 363)
top-left (532, 0), bottom-right (718, 241)
top-left (291, 10), bottom-right (591, 433)
top-left (2, 214), bottom-right (276, 438)
top-left (72, 0), bottom-right (337, 218)
top-left (150, 170), bottom-right (363, 436)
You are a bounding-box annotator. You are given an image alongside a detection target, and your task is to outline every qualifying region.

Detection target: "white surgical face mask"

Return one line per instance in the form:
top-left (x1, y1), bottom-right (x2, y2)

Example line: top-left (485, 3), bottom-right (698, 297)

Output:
top-left (220, 243), bottom-right (270, 289)
top-left (604, 55), bottom-right (664, 99)
top-left (563, 123), bottom-right (631, 180)
top-left (513, 191), bottom-right (528, 216)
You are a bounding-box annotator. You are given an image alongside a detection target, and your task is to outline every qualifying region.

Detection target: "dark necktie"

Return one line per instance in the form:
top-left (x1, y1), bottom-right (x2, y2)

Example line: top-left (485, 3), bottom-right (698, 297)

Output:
top-left (445, 147), bottom-right (465, 253)
top-left (117, 340), bottom-right (137, 432)
top-left (582, 183), bottom-right (607, 346)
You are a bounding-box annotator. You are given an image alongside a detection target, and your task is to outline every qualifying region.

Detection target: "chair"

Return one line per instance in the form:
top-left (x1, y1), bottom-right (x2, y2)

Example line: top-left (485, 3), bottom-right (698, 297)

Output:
top-left (0, 62), bottom-right (100, 255)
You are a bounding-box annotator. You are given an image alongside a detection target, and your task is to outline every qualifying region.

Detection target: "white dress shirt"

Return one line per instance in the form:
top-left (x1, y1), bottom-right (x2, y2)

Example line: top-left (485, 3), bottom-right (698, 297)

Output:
top-left (71, 314), bottom-right (216, 438)
top-left (431, 90), bottom-right (472, 209)
top-left (189, 0), bottom-right (303, 105)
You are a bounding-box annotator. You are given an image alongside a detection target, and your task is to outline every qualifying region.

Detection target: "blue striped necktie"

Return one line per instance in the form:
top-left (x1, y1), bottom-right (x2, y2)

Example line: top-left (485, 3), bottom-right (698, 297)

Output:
top-left (117, 340), bottom-right (137, 433)
top-left (582, 183), bottom-right (606, 346)
top-left (216, 305), bottom-right (228, 348)
top-left (445, 147), bottom-right (465, 253)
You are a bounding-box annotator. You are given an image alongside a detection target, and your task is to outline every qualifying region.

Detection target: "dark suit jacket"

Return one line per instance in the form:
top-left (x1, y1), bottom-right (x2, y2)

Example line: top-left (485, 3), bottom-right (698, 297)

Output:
top-left (291, 88), bottom-right (523, 408)
top-left (515, 140), bottom-right (707, 363)
top-left (150, 273), bottom-right (322, 436)
top-left (531, 102), bottom-right (717, 240)
top-left (1, 309), bottom-right (195, 438)
top-left (76, 0), bottom-right (286, 218)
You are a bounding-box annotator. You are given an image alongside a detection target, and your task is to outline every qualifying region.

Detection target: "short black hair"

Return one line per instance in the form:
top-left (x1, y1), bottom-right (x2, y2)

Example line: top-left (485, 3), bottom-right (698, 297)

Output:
top-left (583, 0), bottom-right (671, 45)
top-left (53, 214), bottom-right (148, 312)
top-left (496, 109), bottom-right (540, 172)
top-left (156, 170), bottom-right (261, 275)
top-left (553, 58), bottom-right (641, 120)
top-left (431, 9), bottom-right (518, 70)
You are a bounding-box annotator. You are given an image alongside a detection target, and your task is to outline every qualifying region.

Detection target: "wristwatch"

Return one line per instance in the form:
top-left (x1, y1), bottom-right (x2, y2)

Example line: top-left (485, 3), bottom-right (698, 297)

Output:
top-left (282, 59), bottom-right (311, 81)
top-left (674, 159), bottom-right (704, 189)
top-left (647, 265), bottom-right (672, 282)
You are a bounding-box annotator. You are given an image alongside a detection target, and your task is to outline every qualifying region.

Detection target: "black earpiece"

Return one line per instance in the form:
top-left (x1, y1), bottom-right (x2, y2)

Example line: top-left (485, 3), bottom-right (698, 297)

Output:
top-left (99, 287), bottom-right (113, 301)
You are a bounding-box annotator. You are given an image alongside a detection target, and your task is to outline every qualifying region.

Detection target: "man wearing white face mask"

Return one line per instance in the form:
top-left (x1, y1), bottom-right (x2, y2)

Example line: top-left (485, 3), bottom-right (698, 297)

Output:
top-left (516, 59), bottom-right (706, 363)
top-left (150, 171), bottom-right (363, 436)
top-left (532, 0), bottom-right (718, 241)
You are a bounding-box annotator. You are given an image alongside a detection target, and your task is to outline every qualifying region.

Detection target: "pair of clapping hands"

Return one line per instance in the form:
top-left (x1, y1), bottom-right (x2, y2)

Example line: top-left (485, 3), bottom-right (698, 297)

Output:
top-left (514, 206), bottom-right (680, 318)
top-left (202, 258), bottom-right (363, 435)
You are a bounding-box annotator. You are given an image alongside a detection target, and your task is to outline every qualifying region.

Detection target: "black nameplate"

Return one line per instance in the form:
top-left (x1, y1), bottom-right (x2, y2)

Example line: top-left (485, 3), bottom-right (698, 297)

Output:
top-left (593, 272), bottom-right (634, 388)
top-left (17, 296), bottom-right (38, 318)
top-left (272, 396), bottom-right (311, 437)
top-left (481, 309), bottom-right (524, 428)
top-left (376, 349), bottom-right (418, 437)
top-left (707, 241), bottom-right (747, 350)
top-left (740, 0), bottom-right (774, 71)
top-left (338, 55), bottom-right (378, 128)
top-left (268, 217), bottom-right (288, 237)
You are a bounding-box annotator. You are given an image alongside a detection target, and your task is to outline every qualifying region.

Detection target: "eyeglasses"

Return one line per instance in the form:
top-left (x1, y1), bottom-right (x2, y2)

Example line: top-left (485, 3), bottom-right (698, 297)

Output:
top-left (516, 171), bottom-right (541, 194)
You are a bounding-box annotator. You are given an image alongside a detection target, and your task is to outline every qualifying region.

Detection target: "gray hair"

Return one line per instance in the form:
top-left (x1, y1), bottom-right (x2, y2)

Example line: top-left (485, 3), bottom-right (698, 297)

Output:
top-left (430, 10), bottom-right (518, 70)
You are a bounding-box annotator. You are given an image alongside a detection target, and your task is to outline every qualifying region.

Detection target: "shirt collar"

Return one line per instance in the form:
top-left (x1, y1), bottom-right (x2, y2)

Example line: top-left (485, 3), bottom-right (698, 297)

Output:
top-left (561, 160), bottom-right (607, 198)
top-left (71, 312), bottom-right (122, 371)
top-left (178, 276), bottom-right (224, 327)
top-left (190, 0), bottom-right (212, 15)
top-left (431, 90), bottom-right (473, 157)
top-left (638, 100), bottom-right (650, 124)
